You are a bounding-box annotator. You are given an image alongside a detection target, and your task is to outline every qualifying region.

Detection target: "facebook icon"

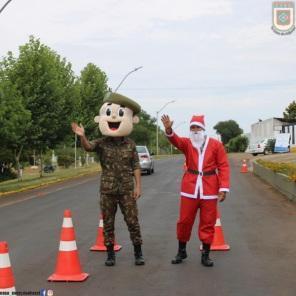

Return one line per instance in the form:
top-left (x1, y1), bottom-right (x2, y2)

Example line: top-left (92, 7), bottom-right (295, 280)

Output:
top-left (40, 289), bottom-right (47, 296)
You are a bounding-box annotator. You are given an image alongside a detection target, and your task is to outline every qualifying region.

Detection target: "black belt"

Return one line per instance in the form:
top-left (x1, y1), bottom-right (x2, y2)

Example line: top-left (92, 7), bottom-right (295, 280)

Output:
top-left (187, 169), bottom-right (216, 176)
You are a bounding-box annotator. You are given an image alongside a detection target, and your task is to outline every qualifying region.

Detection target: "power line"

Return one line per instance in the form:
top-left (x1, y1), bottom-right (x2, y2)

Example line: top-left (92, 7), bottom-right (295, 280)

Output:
top-left (0, 0), bottom-right (13, 14)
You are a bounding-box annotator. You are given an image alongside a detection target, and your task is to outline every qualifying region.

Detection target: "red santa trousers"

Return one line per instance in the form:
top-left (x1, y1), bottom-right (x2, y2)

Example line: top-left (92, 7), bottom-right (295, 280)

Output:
top-left (177, 196), bottom-right (217, 244)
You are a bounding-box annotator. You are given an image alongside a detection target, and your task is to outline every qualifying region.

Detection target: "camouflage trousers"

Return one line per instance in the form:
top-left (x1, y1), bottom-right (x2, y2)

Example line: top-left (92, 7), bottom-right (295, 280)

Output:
top-left (100, 192), bottom-right (143, 247)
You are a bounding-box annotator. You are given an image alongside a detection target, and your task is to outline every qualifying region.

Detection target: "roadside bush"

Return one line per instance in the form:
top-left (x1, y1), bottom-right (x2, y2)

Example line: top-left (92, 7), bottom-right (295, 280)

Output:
top-left (56, 147), bottom-right (75, 168)
top-left (0, 164), bottom-right (17, 182)
top-left (43, 153), bottom-right (52, 165)
top-left (227, 135), bottom-right (249, 152)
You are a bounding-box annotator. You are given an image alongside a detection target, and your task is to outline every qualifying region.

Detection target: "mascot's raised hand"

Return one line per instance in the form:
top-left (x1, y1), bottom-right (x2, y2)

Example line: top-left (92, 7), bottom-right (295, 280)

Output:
top-left (71, 122), bottom-right (85, 137)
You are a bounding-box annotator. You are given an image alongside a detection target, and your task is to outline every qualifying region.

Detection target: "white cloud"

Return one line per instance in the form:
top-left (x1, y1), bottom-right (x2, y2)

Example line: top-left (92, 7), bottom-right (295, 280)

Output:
top-left (0, 0), bottom-right (295, 138)
top-left (0, 0), bottom-right (233, 46)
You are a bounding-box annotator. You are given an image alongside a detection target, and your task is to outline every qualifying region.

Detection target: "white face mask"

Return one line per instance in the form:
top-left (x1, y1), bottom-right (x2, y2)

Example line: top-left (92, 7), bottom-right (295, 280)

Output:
top-left (190, 130), bottom-right (205, 147)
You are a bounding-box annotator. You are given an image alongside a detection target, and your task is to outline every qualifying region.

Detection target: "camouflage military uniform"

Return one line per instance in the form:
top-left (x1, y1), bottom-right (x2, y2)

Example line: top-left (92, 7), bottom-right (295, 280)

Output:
top-left (90, 136), bottom-right (142, 247)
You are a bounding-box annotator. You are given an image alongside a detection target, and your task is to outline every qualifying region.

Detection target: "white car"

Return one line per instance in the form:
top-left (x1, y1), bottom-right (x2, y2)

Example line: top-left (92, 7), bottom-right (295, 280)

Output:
top-left (136, 146), bottom-right (154, 175)
top-left (247, 138), bottom-right (273, 156)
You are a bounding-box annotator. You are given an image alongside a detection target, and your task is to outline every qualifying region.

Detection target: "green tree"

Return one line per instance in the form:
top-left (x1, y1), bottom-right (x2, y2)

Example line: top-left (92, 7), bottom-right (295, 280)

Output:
top-left (2, 36), bottom-right (78, 176)
top-left (78, 63), bottom-right (108, 139)
top-left (214, 120), bottom-right (243, 145)
top-left (283, 100), bottom-right (296, 119)
top-left (0, 77), bottom-right (31, 179)
top-left (130, 111), bottom-right (157, 149)
top-left (227, 135), bottom-right (249, 152)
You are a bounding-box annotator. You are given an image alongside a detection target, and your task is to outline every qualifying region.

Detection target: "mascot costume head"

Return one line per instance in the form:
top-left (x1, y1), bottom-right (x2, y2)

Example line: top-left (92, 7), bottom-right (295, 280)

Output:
top-left (94, 92), bottom-right (141, 137)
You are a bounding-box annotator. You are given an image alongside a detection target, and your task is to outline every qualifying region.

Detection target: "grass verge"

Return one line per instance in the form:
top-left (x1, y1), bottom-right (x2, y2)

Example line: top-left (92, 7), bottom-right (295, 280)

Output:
top-left (153, 154), bottom-right (181, 160)
top-left (0, 164), bottom-right (101, 196)
top-left (256, 159), bottom-right (296, 182)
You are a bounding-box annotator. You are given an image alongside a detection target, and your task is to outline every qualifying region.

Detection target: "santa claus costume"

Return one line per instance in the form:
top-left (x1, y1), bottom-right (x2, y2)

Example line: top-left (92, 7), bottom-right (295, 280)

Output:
top-left (166, 115), bottom-right (230, 267)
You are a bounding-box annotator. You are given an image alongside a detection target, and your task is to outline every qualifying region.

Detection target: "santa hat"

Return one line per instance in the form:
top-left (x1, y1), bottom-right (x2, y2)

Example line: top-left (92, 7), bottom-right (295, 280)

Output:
top-left (190, 115), bottom-right (205, 130)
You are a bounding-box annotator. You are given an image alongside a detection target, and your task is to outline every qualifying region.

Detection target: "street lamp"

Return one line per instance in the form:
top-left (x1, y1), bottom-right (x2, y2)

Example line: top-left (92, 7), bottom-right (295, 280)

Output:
top-left (156, 100), bottom-right (175, 155)
top-left (114, 66), bottom-right (143, 92)
top-left (0, 0), bottom-right (13, 14)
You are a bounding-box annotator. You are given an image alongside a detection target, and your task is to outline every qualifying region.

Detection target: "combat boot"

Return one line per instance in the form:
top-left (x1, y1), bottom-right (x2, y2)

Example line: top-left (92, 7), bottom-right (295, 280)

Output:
top-left (201, 243), bottom-right (214, 267)
top-left (171, 241), bottom-right (187, 264)
top-left (105, 245), bottom-right (116, 266)
top-left (134, 244), bottom-right (145, 265)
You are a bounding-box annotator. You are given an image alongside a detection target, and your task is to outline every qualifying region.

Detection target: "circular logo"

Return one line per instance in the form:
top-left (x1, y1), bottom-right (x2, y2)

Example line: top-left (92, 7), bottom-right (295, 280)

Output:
top-left (47, 290), bottom-right (54, 296)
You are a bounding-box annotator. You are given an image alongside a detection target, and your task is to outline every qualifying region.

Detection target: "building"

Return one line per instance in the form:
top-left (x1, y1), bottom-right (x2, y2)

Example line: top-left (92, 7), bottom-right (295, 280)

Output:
top-left (250, 117), bottom-right (296, 146)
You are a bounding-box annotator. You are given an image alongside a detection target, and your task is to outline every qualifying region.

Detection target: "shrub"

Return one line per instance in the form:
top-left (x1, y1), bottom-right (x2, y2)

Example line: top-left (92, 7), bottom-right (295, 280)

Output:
top-left (0, 165), bottom-right (17, 182)
top-left (56, 147), bottom-right (75, 168)
top-left (227, 135), bottom-right (249, 152)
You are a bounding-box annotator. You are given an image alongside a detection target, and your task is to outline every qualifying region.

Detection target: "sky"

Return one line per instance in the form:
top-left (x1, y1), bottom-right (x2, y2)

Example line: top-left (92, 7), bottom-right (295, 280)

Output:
top-left (0, 0), bottom-right (295, 137)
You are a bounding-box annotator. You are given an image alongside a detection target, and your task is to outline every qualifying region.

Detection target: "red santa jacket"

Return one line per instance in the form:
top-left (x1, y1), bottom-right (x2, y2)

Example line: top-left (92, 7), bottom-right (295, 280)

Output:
top-left (167, 132), bottom-right (230, 199)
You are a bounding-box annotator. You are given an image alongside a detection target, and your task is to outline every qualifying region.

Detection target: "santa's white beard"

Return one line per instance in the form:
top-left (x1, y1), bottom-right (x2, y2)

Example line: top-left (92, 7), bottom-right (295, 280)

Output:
top-left (190, 131), bottom-right (205, 148)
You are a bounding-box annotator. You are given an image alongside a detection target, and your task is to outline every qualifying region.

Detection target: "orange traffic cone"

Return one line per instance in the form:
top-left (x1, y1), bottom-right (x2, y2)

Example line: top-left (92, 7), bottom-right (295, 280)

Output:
top-left (240, 159), bottom-right (248, 173)
top-left (90, 215), bottom-right (122, 252)
top-left (210, 209), bottom-right (230, 251)
top-left (200, 209), bottom-right (230, 251)
top-left (48, 209), bottom-right (89, 282)
top-left (0, 241), bottom-right (16, 294)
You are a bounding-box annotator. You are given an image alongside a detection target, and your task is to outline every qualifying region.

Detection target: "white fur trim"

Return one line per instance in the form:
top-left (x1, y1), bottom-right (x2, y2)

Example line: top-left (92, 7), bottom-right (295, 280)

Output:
top-left (219, 188), bottom-right (230, 192)
top-left (202, 195), bottom-right (218, 200)
top-left (190, 122), bottom-right (205, 130)
top-left (181, 192), bottom-right (196, 198)
top-left (165, 131), bottom-right (174, 137)
top-left (194, 136), bottom-right (210, 198)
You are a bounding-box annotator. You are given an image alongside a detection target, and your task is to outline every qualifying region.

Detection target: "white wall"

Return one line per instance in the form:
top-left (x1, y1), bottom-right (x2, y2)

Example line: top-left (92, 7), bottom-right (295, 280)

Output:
top-left (250, 118), bottom-right (282, 144)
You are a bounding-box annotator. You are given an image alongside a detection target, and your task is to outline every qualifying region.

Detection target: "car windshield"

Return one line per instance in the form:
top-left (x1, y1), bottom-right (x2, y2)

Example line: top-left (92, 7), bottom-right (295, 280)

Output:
top-left (136, 146), bottom-right (147, 153)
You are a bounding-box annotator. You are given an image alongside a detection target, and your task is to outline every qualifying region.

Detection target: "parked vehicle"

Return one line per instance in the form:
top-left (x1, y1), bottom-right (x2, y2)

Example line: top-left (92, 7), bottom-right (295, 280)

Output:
top-left (247, 138), bottom-right (274, 156)
top-left (43, 164), bottom-right (56, 173)
top-left (136, 146), bottom-right (154, 175)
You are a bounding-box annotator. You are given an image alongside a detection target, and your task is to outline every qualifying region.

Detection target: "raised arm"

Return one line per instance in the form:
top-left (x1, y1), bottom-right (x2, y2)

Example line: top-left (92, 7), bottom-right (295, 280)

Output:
top-left (161, 114), bottom-right (187, 152)
top-left (71, 122), bottom-right (95, 152)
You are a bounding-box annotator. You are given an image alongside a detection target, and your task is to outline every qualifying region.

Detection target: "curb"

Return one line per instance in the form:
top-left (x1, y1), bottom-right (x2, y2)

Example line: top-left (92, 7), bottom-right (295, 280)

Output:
top-left (253, 161), bottom-right (296, 202)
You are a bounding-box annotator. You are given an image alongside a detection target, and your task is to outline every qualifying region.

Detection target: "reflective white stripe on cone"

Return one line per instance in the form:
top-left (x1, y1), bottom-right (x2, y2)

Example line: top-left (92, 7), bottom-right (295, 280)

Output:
top-left (48, 209), bottom-right (89, 282)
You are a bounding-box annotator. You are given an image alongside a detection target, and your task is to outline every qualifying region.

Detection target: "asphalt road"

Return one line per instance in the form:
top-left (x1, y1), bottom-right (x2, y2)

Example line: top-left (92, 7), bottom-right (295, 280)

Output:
top-left (0, 156), bottom-right (295, 296)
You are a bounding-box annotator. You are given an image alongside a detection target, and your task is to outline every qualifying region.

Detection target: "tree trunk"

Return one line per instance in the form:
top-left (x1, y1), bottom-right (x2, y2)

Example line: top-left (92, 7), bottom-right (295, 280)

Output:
top-left (14, 145), bottom-right (23, 182)
top-left (39, 150), bottom-right (43, 178)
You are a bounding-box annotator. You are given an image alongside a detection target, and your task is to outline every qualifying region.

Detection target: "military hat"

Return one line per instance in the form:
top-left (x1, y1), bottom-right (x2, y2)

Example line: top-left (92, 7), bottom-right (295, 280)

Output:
top-left (103, 92), bottom-right (141, 115)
